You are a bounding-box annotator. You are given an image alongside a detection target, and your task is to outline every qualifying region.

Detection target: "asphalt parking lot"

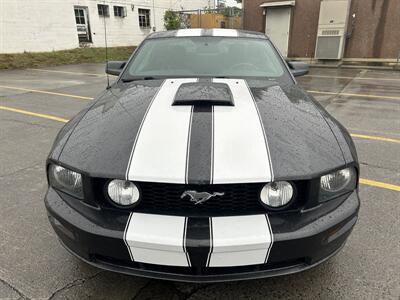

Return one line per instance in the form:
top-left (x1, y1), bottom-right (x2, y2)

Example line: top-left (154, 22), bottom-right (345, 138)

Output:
top-left (0, 64), bottom-right (399, 299)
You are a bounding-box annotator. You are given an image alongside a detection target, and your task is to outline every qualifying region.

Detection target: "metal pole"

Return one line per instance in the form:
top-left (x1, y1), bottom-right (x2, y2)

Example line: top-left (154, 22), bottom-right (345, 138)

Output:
top-left (152, 0), bottom-right (156, 31)
top-left (241, 0), bottom-right (244, 29)
top-left (103, 0), bottom-right (110, 89)
top-left (198, 9), bottom-right (201, 28)
top-left (230, 7), bottom-right (233, 29)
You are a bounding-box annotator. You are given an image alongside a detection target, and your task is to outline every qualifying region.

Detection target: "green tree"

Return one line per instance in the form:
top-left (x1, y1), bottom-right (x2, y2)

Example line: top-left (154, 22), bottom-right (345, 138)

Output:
top-left (164, 10), bottom-right (180, 30)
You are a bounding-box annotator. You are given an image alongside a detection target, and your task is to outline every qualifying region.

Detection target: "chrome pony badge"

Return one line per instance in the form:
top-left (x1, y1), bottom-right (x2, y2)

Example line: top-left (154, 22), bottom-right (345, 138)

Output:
top-left (181, 191), bottom-right (225, 205)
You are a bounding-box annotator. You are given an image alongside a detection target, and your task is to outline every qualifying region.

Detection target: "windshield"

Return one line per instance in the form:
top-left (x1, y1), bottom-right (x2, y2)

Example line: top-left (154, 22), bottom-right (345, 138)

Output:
top-left (121, 37), bottom-right (291, 82)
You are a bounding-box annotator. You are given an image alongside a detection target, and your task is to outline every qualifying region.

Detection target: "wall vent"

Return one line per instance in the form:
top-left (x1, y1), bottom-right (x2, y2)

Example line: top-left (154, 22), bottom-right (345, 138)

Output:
top-left (316, 36), bottom-right (341, 59)
top-left (315, 0), bottom-right (351, 60)
top-left (321, 29), bottom-right (340, 36)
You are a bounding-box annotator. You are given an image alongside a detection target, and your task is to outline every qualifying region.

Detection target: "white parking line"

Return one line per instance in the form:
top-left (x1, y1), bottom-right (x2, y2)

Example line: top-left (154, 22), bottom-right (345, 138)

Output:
top-left (28, 68), bottom-right (105, 77)
top-left (304, 74), bottom-right (400, 81)
top-left (308, 90), bottom-right (400, 101)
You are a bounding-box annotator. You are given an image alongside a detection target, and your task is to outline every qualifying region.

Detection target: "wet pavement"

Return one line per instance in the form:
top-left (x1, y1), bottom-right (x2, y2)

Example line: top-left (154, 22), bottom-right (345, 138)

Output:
top-left (0, 64), bottom-right (399, 299)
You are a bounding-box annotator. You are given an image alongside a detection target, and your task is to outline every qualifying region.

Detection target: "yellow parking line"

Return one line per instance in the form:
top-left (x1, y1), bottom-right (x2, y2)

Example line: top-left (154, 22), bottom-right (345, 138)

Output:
top-left (2, 105), bottom-right (399, 192)
top-left (2, 105), bottom-right (400, 145)
top-left (307, 90), bottom-right (400, 101)
top-left (28, 68), bottom-right (105, 77)
top-left (0, 105), bottom-right (69, 123)
top-left (351, 133), bottom-right (400, 144)
top-left (360, 178), bottom-right (400, 192)
top-left (0, 85), bottom-right (93, 100)
top-left (305, 75), bottom-right (400, 81)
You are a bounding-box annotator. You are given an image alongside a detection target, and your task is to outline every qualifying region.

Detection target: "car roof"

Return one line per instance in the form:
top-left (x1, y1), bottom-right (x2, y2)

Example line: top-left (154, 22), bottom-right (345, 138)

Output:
top-left (147, 29), bottom-right (268, 40)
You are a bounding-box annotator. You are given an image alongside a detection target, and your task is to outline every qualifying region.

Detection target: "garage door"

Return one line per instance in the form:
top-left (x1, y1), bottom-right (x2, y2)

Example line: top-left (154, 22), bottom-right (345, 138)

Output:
top-left (265, 7), bottom-right (291, 57)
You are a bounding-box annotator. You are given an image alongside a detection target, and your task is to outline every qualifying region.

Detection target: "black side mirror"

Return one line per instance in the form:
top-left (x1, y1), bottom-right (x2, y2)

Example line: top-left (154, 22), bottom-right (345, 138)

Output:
top-left (106, 61), bottom-right (126, 76)
top-left (287, 61), bottom-right (309, 77)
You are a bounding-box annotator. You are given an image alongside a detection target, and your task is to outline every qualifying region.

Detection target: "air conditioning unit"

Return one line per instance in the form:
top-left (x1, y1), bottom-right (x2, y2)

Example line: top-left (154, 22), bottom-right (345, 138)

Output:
top-left (315, 0), bottom-right (351, 60)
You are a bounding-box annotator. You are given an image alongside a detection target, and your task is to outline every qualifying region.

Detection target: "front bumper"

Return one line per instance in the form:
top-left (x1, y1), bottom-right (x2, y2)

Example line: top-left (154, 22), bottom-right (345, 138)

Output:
top-left (45, 187), bottom-right (359, 282)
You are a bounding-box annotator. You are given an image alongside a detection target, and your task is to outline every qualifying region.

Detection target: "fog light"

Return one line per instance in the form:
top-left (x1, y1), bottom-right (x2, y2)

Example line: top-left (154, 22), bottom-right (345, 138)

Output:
top-left (107, 180), bottom-right (140, 207)
top-left (260, 181), bottom-right (293, 208)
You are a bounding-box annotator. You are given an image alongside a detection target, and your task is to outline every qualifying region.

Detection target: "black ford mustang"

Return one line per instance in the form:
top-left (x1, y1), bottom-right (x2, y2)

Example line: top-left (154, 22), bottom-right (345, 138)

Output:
top-left (45, 29), bottom-right (360, 282)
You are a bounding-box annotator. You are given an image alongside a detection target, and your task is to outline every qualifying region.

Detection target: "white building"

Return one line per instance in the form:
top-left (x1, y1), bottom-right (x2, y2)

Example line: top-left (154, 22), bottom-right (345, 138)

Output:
top-left (0, 0), bottom-right (211, 53)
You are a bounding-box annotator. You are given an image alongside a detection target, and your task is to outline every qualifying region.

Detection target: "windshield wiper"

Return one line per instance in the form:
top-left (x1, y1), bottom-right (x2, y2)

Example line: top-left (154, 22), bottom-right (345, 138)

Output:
top-left (121, 76), bottom-right (157, 82)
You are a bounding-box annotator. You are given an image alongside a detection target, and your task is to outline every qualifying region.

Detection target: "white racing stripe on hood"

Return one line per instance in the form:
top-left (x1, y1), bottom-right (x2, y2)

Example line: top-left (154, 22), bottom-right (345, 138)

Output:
top-left (212, 78), bottom-right (272, 183)
top-left (127, 78), bottom-right (197, 183)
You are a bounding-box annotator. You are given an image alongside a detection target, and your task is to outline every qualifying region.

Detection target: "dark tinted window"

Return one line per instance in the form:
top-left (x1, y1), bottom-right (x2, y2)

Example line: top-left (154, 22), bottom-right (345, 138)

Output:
top-left (139, 9), bottom-right (151, 28)
top-left (114, 6), bottom-right (126, 17)
top-left (98, 4), bottom-right (109, 17)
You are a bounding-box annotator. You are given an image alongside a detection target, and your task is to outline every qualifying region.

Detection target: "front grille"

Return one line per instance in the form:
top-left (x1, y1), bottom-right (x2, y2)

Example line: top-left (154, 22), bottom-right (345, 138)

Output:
top-left (91, 179), bottom-right (309, 217)
top-left (135, 182), bottom-right (266, 216)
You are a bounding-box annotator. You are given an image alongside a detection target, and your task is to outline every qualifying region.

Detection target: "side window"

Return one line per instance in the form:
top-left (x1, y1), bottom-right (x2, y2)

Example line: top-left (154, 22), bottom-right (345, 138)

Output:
top-left (114, 6), bottom-right (127, 18)
top-left (138, 9), bottom-right (151, 28)
top-left (98, 4), bottom-right (109, 17)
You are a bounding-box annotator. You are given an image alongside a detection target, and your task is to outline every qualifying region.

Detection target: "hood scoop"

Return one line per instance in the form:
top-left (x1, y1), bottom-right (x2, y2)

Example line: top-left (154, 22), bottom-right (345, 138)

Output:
top-left (173, 82), bottom-right (234, 106)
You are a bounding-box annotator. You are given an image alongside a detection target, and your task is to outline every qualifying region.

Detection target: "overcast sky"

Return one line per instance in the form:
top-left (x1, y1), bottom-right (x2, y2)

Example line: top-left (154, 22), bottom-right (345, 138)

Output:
top-left (226, 0), bottom-right (241, 7)
top-left (215, 0), bottom-right (242, 8)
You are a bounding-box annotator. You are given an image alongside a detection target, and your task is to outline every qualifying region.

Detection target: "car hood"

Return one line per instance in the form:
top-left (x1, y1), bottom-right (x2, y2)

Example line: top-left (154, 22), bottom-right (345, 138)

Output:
top-left (52, 78), bottom-right (354, 183)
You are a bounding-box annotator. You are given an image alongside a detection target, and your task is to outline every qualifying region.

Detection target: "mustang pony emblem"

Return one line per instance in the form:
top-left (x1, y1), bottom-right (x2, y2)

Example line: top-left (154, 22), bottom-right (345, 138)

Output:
top-left (181, 191), bottom-right (225, 205)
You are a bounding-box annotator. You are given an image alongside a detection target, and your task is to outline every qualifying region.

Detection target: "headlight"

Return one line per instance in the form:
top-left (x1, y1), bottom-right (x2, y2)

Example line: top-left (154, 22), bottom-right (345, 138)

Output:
top-left (320, 167), bottom-right (357, 202)
top-left (48, 164), bottom-right (83, 199)
top-left (260, 181), bottom-right (293, 208)
top-left (107, 180), bottom-right (140, 207)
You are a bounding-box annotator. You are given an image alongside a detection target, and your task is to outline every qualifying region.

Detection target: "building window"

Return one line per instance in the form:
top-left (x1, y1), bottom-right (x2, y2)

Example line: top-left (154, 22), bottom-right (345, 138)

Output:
top-left (138, 9), bottom-right (151, 28)
top-left (74, 8), bottom-right (86, 25)
top-left (114, 6), bottom-right (126, 18)
top-left (98, 4), bottom-right (109, 17)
